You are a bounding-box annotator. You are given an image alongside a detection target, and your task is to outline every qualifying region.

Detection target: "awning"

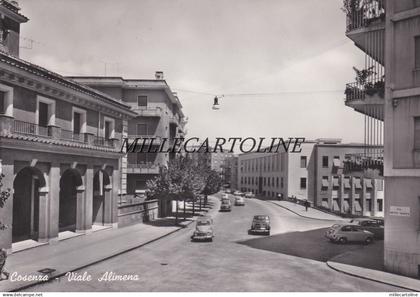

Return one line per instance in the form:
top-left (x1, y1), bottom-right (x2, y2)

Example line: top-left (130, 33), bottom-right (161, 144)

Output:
top-left (321, 200), bottom-right (329, 208)
top-left (332, 176), bottom-right (339, 188)
top-left (354, 177), bottom-right (362, 189)
top-left (332, 200), bottom-right (340, 212)
top-left (365, 178), bottom-right (373, 189)
top-left (343, 200), bottom-right (350, 212)
top-left (354, 200), bottom-right (362, 212)
top-left (321, 178), bottom-right (329, 188)
top-left (343, 177), bottom-right (351, 189)
top-left (333, 158), bottom-right (341, 168)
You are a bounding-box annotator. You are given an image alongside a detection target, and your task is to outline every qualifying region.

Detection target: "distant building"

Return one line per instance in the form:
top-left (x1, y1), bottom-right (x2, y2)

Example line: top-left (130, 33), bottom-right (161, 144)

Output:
top-left (236, 139), bottom-right (384, 217)
top-left (223, 156), bottom-right (238, 189)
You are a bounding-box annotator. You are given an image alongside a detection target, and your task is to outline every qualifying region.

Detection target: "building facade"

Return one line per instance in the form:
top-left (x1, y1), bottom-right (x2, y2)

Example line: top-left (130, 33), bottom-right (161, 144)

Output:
top-left (342, 0), bottom-right (420, 277)
top-left (69, 74), bottom-right (186, 197)
top-left (236, 139), bottom-right (384, 217)
top-left (0, 1), bottom-right (137, 252)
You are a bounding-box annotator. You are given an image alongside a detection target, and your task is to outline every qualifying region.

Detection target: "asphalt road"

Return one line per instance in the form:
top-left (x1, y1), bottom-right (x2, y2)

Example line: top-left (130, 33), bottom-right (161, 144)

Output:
top-left (25, 194), bottom-right (403, 292)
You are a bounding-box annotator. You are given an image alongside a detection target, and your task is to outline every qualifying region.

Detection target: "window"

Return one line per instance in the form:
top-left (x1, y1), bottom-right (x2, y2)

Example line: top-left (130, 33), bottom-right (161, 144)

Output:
top-left (366, 199), bottom-right (372, 212)
top-left (276, 177), bottom-right (279, 187)
top-left (377, 199), bottom-right (383, 212)
top-left (416, 36), bottom-right (420, 69)
top-left (38, 102), bottom-right (49, 127)
top-left (0, 83), bottom-right (13, 116)
top-left (281, 177), bottom-right (284, 188)
top-left (300, 177), bottom-right (307, 190)
top-left (322, 156), bottom-right (329, 168)
top-left (300, 156), bottom-right (307, 168)
top-left (0, 91), bottom-right (4, 114)
top-left (415, 117), bottom-right (420, 149)
top-left (137, 95), bottom-right (147, 107)
top-left (73, 112), bottom-right (81, 134)
top-left (104, 117), bottom-right (115, 139)
top-left (72, 107), bottom-right (86, 135)
top-left (321, 176), bottom-right (329, 189)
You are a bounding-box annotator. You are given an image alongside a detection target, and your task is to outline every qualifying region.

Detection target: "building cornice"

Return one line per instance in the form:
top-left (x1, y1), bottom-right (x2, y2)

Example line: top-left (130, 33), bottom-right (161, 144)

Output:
top-left (0, 55), bottom-right (137, 119)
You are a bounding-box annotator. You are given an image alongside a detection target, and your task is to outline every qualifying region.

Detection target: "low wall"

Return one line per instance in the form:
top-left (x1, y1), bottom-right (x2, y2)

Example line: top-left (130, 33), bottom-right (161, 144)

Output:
top-left (118, 199), bottom-right (159, 227)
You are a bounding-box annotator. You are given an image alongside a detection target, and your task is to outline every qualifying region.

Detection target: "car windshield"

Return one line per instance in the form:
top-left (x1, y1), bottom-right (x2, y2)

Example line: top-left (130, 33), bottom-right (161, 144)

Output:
top-left (222, 200), bottom-right (230, 204)
top-left (254, 216), bottom-right (269, 221)
top-left (197, 220), bottom-right (211, 226)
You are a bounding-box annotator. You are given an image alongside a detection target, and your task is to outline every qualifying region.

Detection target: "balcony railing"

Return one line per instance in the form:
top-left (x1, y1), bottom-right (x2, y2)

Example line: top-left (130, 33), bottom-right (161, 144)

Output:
top-left (13, 120), bottom-right (50, 137)
top-left (127, 162), bottom-right (161, 174)
top-left (344, 0), bottom-right (385, 32)
top-left (93, 136), bottom-right (115, 148)
top-left (343, 152), bottom-right (383, 175)
top-left (2, 118), bottom-right (118, 149)
top-left (61, 129), bottom-right (84, 143)
top-left (345, 80), bottom-right (384, 103)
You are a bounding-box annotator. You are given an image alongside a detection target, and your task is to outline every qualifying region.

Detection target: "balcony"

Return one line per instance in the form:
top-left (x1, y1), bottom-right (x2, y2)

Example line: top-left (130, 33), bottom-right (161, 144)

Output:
top-left (131, 107), bottom-right (163, 117)
top-left (0, 117), bottom-right (117, 150)
top-left (126, 135), bottom-right (163, 146)
top-left (126, 162), bottom-right (161, 174)
top-left (343, 0), bottom-right (385, 64)
top-left (344, 80), bottom-right (385, 119)
top-left (343, 152), bottom-right (383, 176)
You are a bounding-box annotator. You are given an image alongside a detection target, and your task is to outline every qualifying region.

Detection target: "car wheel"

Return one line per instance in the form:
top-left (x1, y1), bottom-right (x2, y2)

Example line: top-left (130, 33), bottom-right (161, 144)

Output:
top-left (338, 237), bottom-right (347, 244)
top-left (364, 237), bottom-right (373, 245)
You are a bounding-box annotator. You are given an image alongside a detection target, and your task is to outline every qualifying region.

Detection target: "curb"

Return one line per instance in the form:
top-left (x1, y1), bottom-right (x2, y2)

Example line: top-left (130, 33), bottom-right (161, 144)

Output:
top-left (326, 261), bottom-right (417, 292)
top-left (266, 200), bottom-right (343, 222)
top-left (10, 209), bottom-right (207, 292)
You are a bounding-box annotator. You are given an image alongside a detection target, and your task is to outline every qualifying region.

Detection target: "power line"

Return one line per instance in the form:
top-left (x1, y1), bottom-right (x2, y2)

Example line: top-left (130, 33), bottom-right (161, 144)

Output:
top-left (174, 88), bottom-right (344, 97)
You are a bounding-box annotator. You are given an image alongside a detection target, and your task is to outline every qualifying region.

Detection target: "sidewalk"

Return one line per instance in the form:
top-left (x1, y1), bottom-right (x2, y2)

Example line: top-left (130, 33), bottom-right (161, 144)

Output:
top-left (327, 261), bottom-right (420, 291)
top-left (268, 200), bottom-right (347, 221)
top-left (0, 196), bottom-right (218, 292)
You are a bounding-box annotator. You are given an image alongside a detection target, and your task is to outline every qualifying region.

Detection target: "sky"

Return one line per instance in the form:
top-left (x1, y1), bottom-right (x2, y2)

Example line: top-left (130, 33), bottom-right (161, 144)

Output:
top-left (18, 0), bottom-right (366, 146)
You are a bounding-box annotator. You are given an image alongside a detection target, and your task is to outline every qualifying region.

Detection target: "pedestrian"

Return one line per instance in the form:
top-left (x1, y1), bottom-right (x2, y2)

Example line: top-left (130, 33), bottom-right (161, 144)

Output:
top-left (304, 200), bottom-right (310, 212)
top-left (0, 248), bottom-right (9, 281)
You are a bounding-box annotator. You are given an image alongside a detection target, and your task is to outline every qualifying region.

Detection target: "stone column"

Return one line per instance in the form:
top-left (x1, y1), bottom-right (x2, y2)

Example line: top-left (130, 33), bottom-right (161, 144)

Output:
top-left (84, 166), bottom-right (93, 232)
top-left (48, 164), bottom-right (60, 242)
top-left (0, 114), bottom-right (13, 136)
top-left (104, 184), bottom-right (113, 225)
top-left (37, 187), bottom-right (50, 243)
top-left (75, 185), bottom-right (87, 233)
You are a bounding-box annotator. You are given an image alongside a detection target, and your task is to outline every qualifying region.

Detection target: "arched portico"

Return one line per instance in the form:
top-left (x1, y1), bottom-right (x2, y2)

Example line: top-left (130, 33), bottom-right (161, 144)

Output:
top-left (12, 166), bottom-right (46, 243)
top-left (92, 170), bottom-right (112, 225)
top-left (59, 168), bottom-right (83, 232)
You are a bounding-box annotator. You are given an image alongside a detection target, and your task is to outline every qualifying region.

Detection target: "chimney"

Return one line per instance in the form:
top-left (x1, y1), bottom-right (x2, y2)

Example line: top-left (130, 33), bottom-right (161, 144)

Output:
top-left (155, 71), bottom-right (164, 80)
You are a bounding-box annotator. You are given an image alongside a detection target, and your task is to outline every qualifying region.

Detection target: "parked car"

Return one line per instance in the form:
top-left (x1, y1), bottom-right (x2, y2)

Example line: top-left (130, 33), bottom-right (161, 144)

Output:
top-left (234, 196), bottom-right (245, 206)
top-left (233, 190), bottom-right (241, 196)
top-left (249, 215), bottom-right (270, 235)
top-left (220, 199), bottom-right (232, 212)
top-left (191, 216), bottom-right (214, 241)
top-left (225, 189), bottom-right (232, 194)
top-left (222, 193), bottom-right (229, 200)
top-left (349, 218), bottom-right (384, 239)
top-left (325, 224), bottom-right (374, 244)
top-left (244, 192), bottom-right (255, 198)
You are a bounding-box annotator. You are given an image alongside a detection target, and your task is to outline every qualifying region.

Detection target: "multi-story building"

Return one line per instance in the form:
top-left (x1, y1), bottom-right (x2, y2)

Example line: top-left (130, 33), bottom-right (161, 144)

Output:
top-left (223, 156), bottom-right (238, 189)
top-left (0, 0), bottom-right (136, 252)
top-left (342, 0), bottom-right (420, 277)
top-left (236, 139), bottom-right (384, 216)
top-left (68, 74), bottom-right (186, 195)
top-left (309, 140), bottom-right (384, 218)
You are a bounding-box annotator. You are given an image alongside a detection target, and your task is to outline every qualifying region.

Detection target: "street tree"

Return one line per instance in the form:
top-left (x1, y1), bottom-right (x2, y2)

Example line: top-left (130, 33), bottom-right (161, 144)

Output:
top-left (0, 174), bottom-right (11, 231)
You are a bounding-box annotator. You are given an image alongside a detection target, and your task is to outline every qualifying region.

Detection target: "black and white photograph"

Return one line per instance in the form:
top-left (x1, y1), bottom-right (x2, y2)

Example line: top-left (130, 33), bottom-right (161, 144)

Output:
top-left (0, 0), bottom-right (418, 295)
